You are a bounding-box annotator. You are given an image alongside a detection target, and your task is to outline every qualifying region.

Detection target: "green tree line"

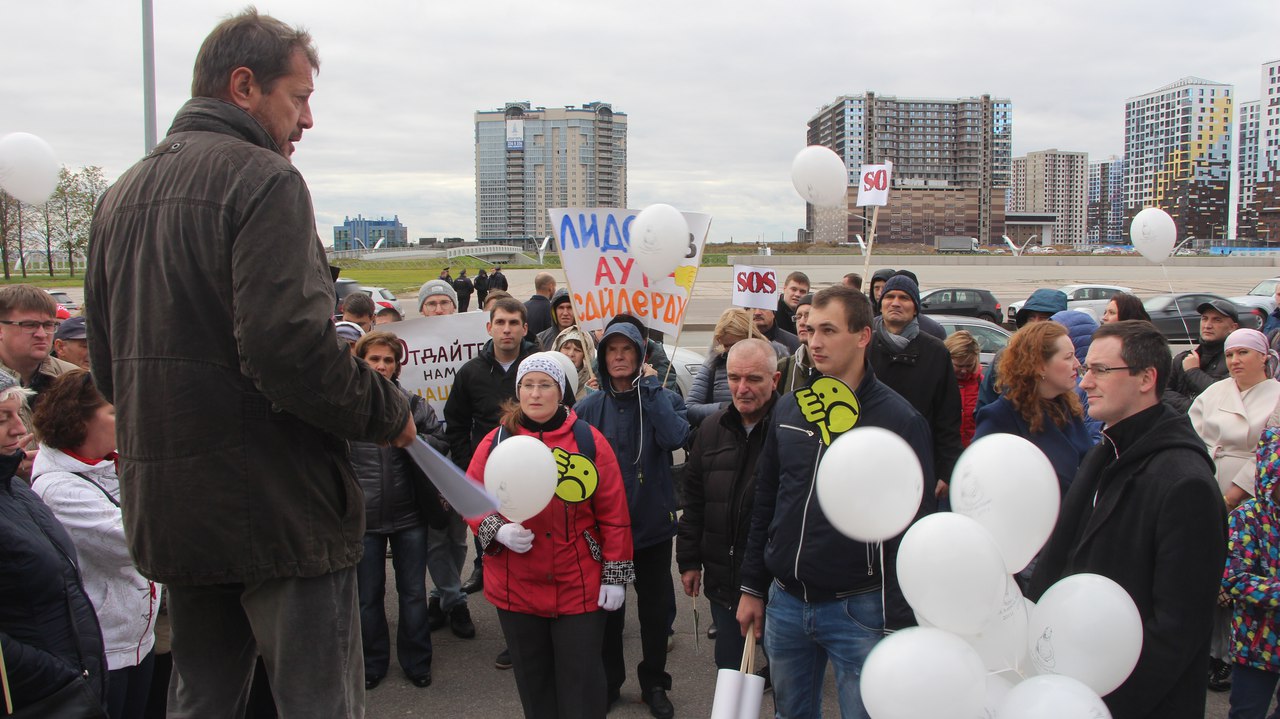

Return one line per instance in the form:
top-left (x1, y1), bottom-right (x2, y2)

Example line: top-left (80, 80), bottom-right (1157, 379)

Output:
top-left (0, 166), bottom-right (109, 280)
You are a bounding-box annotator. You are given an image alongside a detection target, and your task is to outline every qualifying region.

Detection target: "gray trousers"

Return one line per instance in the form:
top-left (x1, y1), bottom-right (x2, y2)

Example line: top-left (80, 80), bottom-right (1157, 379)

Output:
top-left (427, 512), bottom-right (469, 610)
top-left (165, 568), bottom-right (363, 719)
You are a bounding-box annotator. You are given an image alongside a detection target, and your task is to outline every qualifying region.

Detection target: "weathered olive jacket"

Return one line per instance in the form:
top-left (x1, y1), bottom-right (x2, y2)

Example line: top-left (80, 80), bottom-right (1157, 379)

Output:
top-left (85, 98), bottom-right (410, 585)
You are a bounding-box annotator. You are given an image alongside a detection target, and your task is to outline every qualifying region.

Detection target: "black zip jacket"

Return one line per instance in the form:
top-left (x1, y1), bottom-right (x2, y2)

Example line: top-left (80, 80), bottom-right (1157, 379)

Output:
top-left (738, 363), bottom-right (935, 630)
top-left (444, 338), bottom-right (538, 469)
top-left (676, 397), bottom-right (777, 609)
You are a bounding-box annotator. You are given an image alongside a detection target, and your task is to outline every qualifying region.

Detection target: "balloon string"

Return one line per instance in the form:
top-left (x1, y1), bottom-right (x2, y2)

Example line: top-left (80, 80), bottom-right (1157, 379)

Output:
top-left (1159, 262), bottom-right (1193, 344)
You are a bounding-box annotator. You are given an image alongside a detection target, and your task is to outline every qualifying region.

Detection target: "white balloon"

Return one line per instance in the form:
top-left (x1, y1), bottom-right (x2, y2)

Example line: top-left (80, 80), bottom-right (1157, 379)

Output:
top-left (861, 627), bottom-right (987, 719)
top-left (816, 427), bottom-right (923, 542)
top-left (951, 434), bottom-right (1061, 574)
top-left (1129, 207), bottom-right (1176, 263)
top-left (630, 204), bottom-right (691, 282)
top-left (981, 674), bottom-right (1017, 719)
top-left (483, 435), bottom-right (558, 523)
top-left (960, 575), bottom-right (1032, 674)
top-left (1026, 574), bottom-right (1142, 696)
top-left (996, 675), bottom-right (1112, 719)
top-left (0, 133), bottom-right (60, 205)
top-left (542, 350), bottom-right (579, 397)
top-left (790, 145), bottom-right (849, 208)
top-left (898, 513), bottom-right (1007, 635)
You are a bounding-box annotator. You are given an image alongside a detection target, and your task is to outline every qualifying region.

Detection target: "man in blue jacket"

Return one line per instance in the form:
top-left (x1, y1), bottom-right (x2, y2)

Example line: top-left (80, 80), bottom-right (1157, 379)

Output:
top-left (736, 286), bottom-right (934, 719)
top-left (576, 320), bottom-right (690, 719)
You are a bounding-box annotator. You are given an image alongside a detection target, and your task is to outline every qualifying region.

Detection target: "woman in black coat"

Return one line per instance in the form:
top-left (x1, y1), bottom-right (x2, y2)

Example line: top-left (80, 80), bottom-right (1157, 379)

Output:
top-left (0, 376), bottom-right (108, 717)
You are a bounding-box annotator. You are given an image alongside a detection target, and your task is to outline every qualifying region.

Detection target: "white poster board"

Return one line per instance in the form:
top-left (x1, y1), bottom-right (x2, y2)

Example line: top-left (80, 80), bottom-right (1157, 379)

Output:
top-left (548, 208), bottom-right (712, 335)
top-left (857, 161), bottom-right (894, 207)
top-left (391, 312), bottom-right (491, 415)
top-left (730, 264), bottom-right (779, 311)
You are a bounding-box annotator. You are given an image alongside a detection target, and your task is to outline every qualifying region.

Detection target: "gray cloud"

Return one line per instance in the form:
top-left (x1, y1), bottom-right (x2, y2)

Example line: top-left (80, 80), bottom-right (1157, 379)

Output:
top-left (3, 0), bottom-right (1276, 245)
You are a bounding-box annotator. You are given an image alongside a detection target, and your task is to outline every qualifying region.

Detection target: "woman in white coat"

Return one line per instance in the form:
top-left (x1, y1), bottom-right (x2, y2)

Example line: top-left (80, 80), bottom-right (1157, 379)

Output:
top-left (1190, 328), bottom-right (1280, 511)
top-left (31, 370), bottom-right (160, 719)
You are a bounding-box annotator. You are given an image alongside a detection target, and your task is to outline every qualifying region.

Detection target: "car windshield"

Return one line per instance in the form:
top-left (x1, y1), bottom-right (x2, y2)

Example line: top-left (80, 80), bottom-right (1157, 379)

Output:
top-left (1143, 296), bottom-right (1173, 312)
top-left (1249, 280), bottom-right (1279, 297)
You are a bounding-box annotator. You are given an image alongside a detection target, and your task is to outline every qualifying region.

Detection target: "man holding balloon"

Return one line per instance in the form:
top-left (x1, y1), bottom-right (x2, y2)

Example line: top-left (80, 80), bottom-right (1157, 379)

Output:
top-left (1029, 320), bottom-right (1226, 717)
top-left (736, 286), bottom-right (934, 719)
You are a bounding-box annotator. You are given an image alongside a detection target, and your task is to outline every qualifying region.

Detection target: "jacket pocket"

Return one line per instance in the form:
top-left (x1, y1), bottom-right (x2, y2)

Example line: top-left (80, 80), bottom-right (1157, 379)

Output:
top-left (583, 529), bottom-right (603, 562)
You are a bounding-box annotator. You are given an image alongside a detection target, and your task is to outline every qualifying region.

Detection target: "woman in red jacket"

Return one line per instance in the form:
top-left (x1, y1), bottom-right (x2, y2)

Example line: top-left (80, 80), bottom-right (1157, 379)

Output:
top-left (467, 353), bottom-right (634, 719)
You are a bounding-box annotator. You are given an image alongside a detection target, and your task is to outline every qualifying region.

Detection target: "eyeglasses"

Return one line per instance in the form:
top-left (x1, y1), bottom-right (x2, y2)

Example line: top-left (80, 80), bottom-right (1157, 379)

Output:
top-left (1081, 364), bottom-right (1134, 377)
top-left (518, 382), bottom-right (558, 393)
top-left (0, 320), bottom-right (61, 334)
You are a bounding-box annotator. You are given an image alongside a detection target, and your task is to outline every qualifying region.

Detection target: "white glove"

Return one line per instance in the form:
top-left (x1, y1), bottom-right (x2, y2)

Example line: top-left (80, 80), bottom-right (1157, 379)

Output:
top-left (496, 523), bottom-right (534, 554)
top-left (598, 584), bottom-right (625, 611)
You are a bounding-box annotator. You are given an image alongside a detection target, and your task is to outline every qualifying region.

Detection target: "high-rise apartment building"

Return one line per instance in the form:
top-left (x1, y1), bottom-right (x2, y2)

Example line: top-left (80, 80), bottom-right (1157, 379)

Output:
top-left (1087, 156), bottom-right (1126, 243)
top-left (1008, 149), bottom-right (1088, 246)
top-left (806, 92), bottom-right (1012, 245)
top-left (475, 102), bottom-right (627, 241)
top-left (1238, 100), bottom-right (1261, 238)
top-left (1256, 61), bottom-right (1280, 243)
top-left (333, 215), bottom-right (408, 251)
top-left (1123, 77), bottom-right (1233, 242)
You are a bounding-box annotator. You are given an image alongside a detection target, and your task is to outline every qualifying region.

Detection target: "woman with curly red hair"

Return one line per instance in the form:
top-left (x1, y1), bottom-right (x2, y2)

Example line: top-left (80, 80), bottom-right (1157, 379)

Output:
top-left (973, 321), bottom-right (1095, 495)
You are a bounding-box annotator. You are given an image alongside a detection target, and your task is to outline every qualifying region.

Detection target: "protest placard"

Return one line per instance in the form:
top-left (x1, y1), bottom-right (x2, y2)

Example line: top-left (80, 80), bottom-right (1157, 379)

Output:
top-left (392, 312), bottom-right (491, 415)
top-left (730, 265), bottom-right (779, 311)
top-left (857, 161), bottom-right (893, 207)
top-left (548, 208), bottom-right (712, 336)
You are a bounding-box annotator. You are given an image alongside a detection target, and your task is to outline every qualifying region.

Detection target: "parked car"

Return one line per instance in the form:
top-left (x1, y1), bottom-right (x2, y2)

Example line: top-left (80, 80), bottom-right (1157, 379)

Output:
top-left (333, 277), bottom-right (363, 315)
top-left (46, 290), bottom-right (78, 312)
top-left (918, 288), bottom-right (1002, 324)
top-left (1142, 292), bottom-right (1261, 343)
top-left (931, 314), bottom-right (1011, 371)
top-left (361, 285), bottom-right (406, 319)
top-left (1006, 284), bottom-right (1131, 324)
top-left (1228, 277), bottom-right (1280, 325)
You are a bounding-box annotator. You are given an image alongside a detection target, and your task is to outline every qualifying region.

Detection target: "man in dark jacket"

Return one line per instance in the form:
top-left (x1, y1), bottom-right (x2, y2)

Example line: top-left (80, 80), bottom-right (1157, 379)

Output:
top-left (751, 307), bottom-right (801, 354)
top-left (536, 288), bottom-right (576, 350)
top-left (524, 272), bottom-right (557, 338)
top-left (1163, 299), bottom-right (1238, 413)
top-left (677, 338), bottom-right (779, 670)
top-left (453, 270), bottom-right (474, 312)
top-left (84, 11), bottom-right (414, 716)
top-left (868, 268), bottom-right (896, 314)
top-left (869, 274), bottom-right (962, 500)
top-left (473, 269), bottom-right (490, 308)
top-left (489, 266), bottom-right (509, 291)
top-left (774, 271), bottom-right (810, 335)
top-left (736, 286), bottom-right (934, 719)
top-left (444, 296), bottom-right (537, 637)
top-left (1029, 320), bottom-right (1226, 718)
top-left (577, 321), bottom-right (690, 719)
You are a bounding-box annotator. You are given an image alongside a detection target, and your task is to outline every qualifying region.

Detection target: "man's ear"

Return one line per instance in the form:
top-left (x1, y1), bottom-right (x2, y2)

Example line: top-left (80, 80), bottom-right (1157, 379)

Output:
top-left (225, 66), bottom-right (257, 111)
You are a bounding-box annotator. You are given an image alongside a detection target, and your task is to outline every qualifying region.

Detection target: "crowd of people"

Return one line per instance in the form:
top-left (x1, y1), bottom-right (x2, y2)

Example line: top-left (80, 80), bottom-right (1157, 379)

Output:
top-left (7, 8), bottom-right (1280, 719)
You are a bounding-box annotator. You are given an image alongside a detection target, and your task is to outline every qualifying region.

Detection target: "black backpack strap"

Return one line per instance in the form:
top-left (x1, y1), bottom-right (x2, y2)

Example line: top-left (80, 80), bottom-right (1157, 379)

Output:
top-left (72, 471), bottom-right (120, 508)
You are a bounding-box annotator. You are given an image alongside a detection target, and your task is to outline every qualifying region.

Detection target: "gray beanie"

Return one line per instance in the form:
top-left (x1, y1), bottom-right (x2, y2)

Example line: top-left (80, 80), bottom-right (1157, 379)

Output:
top-left (418, 279), bottom-right (458, 311)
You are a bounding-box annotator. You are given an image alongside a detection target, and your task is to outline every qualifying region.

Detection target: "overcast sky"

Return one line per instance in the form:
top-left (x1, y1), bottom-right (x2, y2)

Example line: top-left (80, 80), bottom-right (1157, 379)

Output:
top-left (3, 0), bottom-right (1277, 246)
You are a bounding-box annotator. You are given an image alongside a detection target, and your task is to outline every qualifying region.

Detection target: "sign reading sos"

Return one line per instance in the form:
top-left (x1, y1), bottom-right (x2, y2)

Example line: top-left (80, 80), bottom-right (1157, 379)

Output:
top-left (735, 269), bottom-right (776, 294)
top-left (856, 162), bottom-right (893, 207)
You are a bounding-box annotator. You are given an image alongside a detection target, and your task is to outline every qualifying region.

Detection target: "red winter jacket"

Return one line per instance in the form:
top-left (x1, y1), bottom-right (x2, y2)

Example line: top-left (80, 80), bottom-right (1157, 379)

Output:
top-left (467, 410), bottom-right (634, 617)
top-left (956, 368), bottom-right (982, 448)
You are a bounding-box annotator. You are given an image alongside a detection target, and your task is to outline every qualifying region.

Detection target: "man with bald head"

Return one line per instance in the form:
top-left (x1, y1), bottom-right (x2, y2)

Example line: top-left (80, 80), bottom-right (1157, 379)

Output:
top-left (524, 272), bottom-right (557, 338)
top-left (677, 338), bottom-right (779, 671)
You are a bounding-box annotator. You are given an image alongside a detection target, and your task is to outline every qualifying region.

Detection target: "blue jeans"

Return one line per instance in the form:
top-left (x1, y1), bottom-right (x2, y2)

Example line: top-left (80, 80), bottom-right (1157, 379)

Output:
top-left (427, 513), bottom-right (468, 610)
top-left (1229, 663), bottom-right (1280, 719)
top-left (358, 526), bottom-right (432, 678)
top-left (765, 583), bottom-right (884, 719)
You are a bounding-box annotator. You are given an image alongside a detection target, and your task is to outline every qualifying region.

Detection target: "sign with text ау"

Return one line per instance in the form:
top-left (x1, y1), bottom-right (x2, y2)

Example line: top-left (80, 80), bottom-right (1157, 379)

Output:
top-left (731, 265), bottom-right (779, 311)
top-left (856, 161), bottom-right (893, 207)
top-left (393, 312), bottom-right (491, 415)
top-left (549, 208), bottom-right (712, 335)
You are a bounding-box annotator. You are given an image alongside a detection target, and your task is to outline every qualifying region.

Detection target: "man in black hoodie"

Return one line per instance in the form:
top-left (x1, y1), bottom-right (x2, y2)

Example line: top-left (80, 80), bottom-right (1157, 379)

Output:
top-left (1163, 299), bottom-right (1238, 413)
top-left (1030, 320), bottom-right (1225, 718)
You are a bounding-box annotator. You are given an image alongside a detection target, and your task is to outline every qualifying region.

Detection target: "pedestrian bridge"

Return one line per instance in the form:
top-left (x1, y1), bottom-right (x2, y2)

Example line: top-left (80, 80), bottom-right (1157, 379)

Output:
top-left (445, 245), bottom-right (535, 264)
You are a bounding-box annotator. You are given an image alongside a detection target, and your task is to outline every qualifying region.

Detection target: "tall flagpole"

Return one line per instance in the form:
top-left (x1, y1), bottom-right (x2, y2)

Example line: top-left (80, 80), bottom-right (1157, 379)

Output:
top-left (142, 0), bottom-right (158, 153)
